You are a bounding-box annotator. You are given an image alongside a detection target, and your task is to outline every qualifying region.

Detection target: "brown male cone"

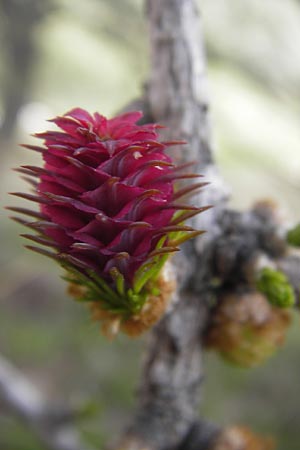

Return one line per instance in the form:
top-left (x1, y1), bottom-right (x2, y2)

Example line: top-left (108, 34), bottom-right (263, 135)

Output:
top-left (205, 290), bottom-right (291, 367)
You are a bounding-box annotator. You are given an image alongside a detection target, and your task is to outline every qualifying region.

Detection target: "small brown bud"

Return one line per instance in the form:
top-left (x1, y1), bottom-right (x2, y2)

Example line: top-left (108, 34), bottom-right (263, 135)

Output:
top-left (252, 199), bottom-right (283, 225)
top-left (212, 425), bottom-right (275, 450)
top-left (114, 435), bottom-right (152, 450)
top-left (205, 291), bottom-right (291, 367)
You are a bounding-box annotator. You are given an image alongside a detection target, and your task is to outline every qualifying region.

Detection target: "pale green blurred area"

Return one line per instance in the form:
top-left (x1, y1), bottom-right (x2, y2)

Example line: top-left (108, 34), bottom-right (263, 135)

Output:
top-left (0, 0), bottom-right (299, 449)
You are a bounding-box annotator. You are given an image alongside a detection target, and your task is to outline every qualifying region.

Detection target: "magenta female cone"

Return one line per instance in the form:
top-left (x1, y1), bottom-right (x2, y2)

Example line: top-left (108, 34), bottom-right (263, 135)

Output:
top-left (10, 109), bottom-right (208, 336)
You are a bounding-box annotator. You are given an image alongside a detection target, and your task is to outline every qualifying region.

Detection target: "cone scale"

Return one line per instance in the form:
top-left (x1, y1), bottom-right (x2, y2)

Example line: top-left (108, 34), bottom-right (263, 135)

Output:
top-left (10, 109), bottom-right (208, 336)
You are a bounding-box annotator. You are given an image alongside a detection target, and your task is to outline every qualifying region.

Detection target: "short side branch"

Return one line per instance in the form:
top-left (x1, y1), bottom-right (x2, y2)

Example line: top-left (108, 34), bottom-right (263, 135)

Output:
top-left (0, 354), bottom-right (91, 450)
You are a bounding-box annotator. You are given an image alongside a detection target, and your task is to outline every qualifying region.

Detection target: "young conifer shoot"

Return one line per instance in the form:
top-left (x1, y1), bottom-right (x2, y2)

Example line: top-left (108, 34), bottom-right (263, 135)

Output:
top-left (10, 109), bottom-right (208, 337)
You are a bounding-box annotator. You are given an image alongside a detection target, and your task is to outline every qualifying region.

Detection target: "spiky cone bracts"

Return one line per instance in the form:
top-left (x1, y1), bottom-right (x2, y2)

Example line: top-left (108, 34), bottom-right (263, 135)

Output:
top-left (10, 108), bottom-right (208, 337)
top-left (204, 291), bottom-right (291, 367)
top-left (211, 426), bottom-right (275, 450)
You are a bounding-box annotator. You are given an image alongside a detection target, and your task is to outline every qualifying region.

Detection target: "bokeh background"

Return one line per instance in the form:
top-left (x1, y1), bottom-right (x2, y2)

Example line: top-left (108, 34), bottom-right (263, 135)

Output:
top-left (0, 0), bottom-right (299, 448)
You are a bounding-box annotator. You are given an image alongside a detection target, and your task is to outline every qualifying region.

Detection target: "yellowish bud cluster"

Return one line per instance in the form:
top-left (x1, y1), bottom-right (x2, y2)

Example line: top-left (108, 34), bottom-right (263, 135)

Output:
top-left (205, 291), bottom-right (291, 367)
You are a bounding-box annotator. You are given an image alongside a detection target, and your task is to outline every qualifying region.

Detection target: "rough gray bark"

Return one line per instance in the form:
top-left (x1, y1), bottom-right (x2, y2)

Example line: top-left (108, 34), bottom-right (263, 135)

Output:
top-left (146, 0), bottom-right (213, 165)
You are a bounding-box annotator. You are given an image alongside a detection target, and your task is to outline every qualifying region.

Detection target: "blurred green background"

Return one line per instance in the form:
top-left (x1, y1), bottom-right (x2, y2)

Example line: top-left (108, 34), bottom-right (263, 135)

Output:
top-left (0, 0), bottom-right (299, 448)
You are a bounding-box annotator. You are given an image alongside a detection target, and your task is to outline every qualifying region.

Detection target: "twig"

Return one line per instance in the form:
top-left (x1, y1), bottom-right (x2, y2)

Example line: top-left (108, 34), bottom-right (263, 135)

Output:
top-left (0, 354), bottom-right (92, 450)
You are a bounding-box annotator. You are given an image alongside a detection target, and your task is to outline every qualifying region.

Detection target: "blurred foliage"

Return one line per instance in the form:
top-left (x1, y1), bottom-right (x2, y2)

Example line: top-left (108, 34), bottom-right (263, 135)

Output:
top-left (0, 0), bottom-right (299, 449)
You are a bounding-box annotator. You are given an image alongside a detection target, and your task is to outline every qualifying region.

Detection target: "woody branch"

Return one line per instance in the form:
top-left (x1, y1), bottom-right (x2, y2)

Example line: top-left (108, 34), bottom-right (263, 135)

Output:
top-left (115, 1), bottom-right (300, 449)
